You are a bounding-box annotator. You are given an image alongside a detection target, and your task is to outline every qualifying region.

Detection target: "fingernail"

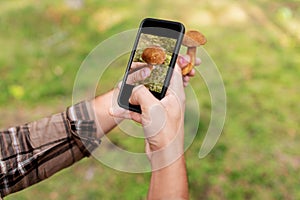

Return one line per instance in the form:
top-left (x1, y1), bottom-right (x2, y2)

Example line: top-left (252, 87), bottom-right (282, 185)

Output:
top-left (179, 55), bottom-right (190, 65)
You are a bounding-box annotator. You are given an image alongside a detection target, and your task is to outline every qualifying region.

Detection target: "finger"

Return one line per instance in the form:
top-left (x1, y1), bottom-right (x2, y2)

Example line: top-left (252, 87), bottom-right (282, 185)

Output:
top-left (187, 68), bottom-right (196, 77)
top-left (168, 64), bottom-right (184, 97)
top-left (177, 54), bottom-right (190, 69)
top-left (183, 76), bottom-right (190, 84)
top-left (182, 69), bottom-right (195, 84)
top-left (130, 86), bottom-right (165, 131)
top-left (109, 105), bottom-right (142, 123)
top-left (183, 76), bottom-right (190, 87)
top-left (130, 62), bottom-right (149, 70)
top-left (195, 57), bottom-right (202, 66)
top-left (129, 85), bottom-right (159, 110)
top-left (109, 85), bottom-right (139, 121)
top-left (109, 105), bottom-right (131, 119)
top-left (126, 67), bottom-right (151, 84)
top-left (177, 55), bottom-right (201, 68)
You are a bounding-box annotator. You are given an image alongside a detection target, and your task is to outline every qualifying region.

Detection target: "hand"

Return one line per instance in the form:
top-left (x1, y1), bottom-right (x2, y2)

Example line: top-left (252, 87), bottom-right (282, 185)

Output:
top-left (110, 62), bottom-right (186, 168)
top-left (126, 62), bottom-right (151, 85)
top-left (177, 54), bottom-right (201, 87)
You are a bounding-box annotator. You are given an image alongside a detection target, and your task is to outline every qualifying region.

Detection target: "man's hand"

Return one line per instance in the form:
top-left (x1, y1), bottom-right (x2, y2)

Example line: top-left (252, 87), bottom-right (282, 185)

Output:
top-left (178, 54), bottom-right (201, 87)
top-left (110, 63), bottom-right (189, 199)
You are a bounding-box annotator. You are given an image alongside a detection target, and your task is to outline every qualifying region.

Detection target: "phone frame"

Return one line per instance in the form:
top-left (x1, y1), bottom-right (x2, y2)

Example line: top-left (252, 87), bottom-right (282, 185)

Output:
top-left (118, 18), bottom-right (185, 113)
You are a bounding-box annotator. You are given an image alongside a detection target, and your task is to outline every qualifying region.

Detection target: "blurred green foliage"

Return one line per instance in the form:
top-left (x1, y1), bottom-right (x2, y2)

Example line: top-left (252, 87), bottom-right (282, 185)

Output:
top-left (1, 0), bottom-right (300, 199)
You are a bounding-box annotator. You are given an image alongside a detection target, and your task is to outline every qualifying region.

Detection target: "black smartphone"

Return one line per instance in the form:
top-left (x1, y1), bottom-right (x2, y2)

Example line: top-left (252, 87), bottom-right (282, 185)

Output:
top-left (118, 18), bottom-right (185, 113)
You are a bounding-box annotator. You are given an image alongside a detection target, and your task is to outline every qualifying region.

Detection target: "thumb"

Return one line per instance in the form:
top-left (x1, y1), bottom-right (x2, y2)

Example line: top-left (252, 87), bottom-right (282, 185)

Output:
top-left (130, 85), bottom-right (166, 139)
top-left (129, 85), bottom-right (160, 111)
top-left (126, 67), bottom-right (151, 85)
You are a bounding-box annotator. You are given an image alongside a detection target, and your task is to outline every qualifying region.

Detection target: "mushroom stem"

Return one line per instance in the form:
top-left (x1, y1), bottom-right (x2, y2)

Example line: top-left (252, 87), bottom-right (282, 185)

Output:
top-left (182, 47), bottom-right (196, 75)
top-left (181, 30), bottom-right (206, 75)
top-left (187, 46), bottom-right (196, 66)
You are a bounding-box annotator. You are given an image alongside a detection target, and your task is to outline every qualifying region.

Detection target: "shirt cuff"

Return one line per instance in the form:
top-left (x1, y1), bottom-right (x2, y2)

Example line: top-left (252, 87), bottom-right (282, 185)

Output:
top-left (66, 101), bottom-right (101, 157)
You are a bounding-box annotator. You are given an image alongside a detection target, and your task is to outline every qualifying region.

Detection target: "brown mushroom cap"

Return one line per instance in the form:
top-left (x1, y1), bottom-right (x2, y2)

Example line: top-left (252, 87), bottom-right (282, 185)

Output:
top-left (182, 30), bottom-right (207, 47)
top-left (141, 45), bottom-right (166, 65)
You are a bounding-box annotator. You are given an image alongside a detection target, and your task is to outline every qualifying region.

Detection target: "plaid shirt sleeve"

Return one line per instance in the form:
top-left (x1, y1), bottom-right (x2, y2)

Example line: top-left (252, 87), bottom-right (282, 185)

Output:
top-left (0, 100), bottom-right (101, 198)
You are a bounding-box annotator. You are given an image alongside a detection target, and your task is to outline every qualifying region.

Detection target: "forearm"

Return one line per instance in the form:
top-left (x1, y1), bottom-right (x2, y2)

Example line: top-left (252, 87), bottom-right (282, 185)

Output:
top-left (92, 89), bottom-right (121, 135)
top-left (148, 155), bottom-right (189, 200)
top-left (0, 101), bottom-right (100, 198)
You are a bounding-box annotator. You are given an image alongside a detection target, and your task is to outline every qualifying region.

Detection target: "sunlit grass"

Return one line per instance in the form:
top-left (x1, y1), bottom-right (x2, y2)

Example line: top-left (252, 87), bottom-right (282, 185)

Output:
top-left (1, 0), bottom-right (300, 199)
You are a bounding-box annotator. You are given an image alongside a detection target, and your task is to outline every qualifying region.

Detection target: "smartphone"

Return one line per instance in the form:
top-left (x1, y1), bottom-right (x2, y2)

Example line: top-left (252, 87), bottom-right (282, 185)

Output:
top-left (118, 18), bottom-right (185, 113)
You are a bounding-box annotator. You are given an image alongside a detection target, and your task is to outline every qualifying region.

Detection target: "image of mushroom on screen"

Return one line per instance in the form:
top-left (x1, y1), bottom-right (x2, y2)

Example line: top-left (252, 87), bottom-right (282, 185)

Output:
top-left (126, 33), bottom-right (177, 93)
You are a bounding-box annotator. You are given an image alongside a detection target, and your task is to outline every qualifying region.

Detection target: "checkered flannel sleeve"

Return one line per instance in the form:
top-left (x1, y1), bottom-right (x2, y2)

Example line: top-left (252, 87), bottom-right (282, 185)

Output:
top-left (0, 101), bottom-right (101, 198)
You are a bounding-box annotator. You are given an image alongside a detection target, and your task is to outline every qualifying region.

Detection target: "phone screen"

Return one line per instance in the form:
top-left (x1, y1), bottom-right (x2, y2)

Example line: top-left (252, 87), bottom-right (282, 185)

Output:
top-left (126, 33), bottom-right (177, 94)
top-left (118, 18), bottom-right (185, 113)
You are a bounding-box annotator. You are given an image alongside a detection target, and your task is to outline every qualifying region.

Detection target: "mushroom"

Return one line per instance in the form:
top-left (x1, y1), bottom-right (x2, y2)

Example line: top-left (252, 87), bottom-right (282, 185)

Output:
top-left (181, 30), bottom-right (207, 75)
top-left (141, 45), bottom-right (166, 69)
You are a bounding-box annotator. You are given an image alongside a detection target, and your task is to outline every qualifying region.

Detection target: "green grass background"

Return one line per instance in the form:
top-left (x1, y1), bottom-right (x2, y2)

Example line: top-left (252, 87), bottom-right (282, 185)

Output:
top-left (1, 0), bottom-right (299, 199)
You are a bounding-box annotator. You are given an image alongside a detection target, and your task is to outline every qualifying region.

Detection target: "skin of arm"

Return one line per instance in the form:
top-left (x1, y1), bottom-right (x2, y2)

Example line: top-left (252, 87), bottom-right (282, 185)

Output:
top-left (110, 62), bottom-right (190, 199)
top-left (147, 156), bottom-right (188, 200)
top-left (92, 90), bottom-right (119, 136)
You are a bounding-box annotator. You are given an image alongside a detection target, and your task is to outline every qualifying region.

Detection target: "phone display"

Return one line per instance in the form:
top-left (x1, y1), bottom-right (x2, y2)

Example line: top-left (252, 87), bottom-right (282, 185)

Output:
top-left (118, 18), bottom-right (185, 113)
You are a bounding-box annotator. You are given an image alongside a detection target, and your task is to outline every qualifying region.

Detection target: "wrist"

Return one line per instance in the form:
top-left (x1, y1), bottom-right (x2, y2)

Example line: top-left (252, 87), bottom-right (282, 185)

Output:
top-left (93, 89), bottom-right (122, 134)
top-left (149, 137), bottom-right (184, 171)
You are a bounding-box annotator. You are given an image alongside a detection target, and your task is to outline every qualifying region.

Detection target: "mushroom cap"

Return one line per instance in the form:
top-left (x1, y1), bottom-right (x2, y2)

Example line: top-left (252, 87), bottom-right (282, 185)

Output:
top-left (182, 30), bottom-right (207, 47)
top-left (141, 45), bottom-right (166, 65)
